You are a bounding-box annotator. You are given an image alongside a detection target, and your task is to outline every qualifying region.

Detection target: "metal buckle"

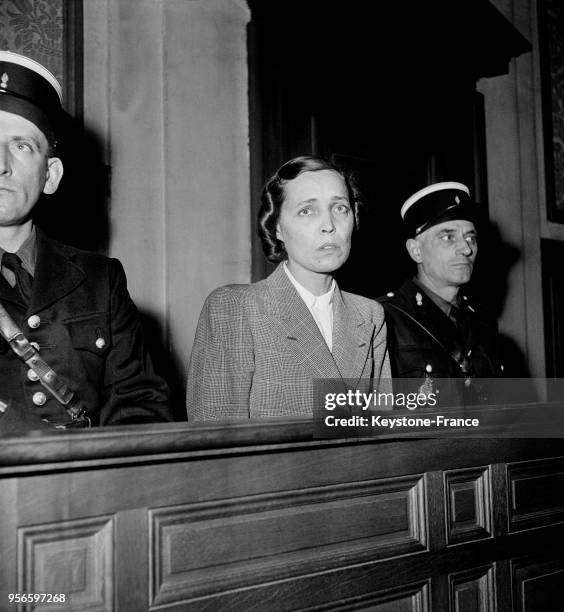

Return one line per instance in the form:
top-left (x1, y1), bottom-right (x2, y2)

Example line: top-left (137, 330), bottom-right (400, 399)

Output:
top-left (54, 415), bottom-right (91, 429)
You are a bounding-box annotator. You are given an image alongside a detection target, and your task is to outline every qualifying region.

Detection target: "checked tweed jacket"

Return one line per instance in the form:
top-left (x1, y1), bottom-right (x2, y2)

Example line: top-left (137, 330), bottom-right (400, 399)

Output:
top-left (186, 264), bottom-right (390, 419)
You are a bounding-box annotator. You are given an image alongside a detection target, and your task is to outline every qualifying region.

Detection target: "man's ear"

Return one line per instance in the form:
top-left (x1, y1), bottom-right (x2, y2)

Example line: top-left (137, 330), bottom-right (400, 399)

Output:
top-left (406, 237), bottom-right (422, 263)
top-left (43, 157), bottom-right (64, 195)
top-left (276, 222), bottom-right (283, 242)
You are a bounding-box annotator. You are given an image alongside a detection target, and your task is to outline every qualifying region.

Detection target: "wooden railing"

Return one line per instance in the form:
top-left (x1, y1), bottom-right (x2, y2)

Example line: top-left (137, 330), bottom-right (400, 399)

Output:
top-left (1, 406), bottom-right (564, 610)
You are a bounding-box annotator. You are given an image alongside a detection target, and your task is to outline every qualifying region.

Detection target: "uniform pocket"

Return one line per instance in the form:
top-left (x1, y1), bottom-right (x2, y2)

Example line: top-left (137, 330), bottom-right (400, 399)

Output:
top-left (395, 346), bottom-right (450, 377)
top-left (64, 313), bottom-right (111, 356)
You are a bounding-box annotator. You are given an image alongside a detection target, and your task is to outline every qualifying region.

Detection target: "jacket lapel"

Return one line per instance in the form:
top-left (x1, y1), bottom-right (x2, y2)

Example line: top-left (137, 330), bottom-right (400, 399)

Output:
top-left (332, 288), bottom-right (374, 379)
top-left (263, 265), bottom-right (341, 379)
top-left (29, 231), bottom-right (86, 313)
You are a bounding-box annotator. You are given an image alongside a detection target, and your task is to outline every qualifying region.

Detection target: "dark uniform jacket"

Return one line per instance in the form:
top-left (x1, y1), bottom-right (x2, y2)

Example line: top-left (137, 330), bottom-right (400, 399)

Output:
top-left (378, 280), bottom-right (503, 405)
top-left (0, 230), bottom-right (171, 428)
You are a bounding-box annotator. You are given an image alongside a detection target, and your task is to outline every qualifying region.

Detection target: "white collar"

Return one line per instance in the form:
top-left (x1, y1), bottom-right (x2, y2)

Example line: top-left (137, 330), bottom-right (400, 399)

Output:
top-left (283, 262), bottom-right (335, 309)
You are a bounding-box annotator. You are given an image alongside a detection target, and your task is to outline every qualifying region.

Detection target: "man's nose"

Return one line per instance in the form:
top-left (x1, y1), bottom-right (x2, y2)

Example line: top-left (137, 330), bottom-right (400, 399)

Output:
top-left (456, 237), bottom-right (473, 255)
top-left (0, 145), bottom-right (11, 175)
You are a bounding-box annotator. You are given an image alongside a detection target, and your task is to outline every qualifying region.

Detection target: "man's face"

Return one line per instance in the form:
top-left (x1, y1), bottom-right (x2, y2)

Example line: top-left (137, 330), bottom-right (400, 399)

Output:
top-left (407, 219), bottom-right (477, 293)
top-left (0, 109), bottom-right (63, 227)
top-left (276, 169), bottom-right (354, 286)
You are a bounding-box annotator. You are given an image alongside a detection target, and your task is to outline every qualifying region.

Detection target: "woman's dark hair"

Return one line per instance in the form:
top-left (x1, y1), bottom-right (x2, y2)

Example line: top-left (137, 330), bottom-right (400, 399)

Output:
top-left (257, 155), bottom-right (361, 263)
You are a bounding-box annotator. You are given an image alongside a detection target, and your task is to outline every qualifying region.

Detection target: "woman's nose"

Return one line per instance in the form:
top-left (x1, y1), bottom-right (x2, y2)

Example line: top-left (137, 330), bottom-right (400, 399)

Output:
top-left (320, 212), bottom-right (335, 233)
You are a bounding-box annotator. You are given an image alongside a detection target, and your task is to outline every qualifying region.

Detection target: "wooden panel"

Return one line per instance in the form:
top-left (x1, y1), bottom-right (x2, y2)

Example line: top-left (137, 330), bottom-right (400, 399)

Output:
top-left (507, 457), bottom-right (564, 532)
top-left (17, 516), bottom-right (114, 612)
top-left (511, 556), bottom-right (564, 612)
top-left (150, 560), bottom-right (434, 611)
top-left (149, 476), bottom-right (426, 606)
top-left (321, 581), bottom-right (430, 612)
top-left (445, 468), bottom-right (492, 545)
top-left (449, 564), bottom-right (495, 612)
top-left (1, 424), bottom-right (564, 610)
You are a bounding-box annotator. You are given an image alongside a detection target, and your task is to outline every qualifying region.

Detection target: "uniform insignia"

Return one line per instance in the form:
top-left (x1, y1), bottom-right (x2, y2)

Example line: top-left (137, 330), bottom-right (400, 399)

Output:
top-left (416, 292), bottom-right (423, 306)
top-left (418, 364), bottom-right (435, 398)
top-left (0, 72), bottom-right (8, 89)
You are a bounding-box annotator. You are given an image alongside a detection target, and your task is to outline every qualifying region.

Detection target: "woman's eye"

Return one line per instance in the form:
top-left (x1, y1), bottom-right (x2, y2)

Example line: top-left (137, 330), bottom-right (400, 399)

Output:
top-left (334, 204), bottom-right (351, 214)
top-left (297, 207), bottom-right (312, 216)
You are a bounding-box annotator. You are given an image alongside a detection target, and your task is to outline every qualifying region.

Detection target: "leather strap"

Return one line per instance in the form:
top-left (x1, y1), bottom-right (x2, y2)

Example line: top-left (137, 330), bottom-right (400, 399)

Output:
top-left (384, 302), bottom-right (466, 371)
top-left (0, 302), bottom-right (88, 422)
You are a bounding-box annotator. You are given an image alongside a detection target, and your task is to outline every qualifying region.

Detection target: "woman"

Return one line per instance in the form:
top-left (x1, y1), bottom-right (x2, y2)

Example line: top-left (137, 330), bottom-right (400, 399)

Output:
top-left (186, 156), bottom-right (390, 419)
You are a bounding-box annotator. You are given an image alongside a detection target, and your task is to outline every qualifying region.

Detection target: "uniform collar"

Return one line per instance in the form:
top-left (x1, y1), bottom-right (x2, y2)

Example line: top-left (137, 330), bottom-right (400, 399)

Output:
top-left (413, 277), bottom-right (460, 318)
top-left (0, 225), bottom-right (37, 277)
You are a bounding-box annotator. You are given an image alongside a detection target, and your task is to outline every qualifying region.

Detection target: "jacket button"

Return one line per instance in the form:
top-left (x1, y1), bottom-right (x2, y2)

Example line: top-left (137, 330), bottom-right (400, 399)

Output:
top-left (32, 391), bottom-right (47, 406)
top-left (27, 369), bottom-right (39, 382)
top-left (27, 315), bottom-right (41, 329)
top-left (95, 337), bottom-right (106, 349)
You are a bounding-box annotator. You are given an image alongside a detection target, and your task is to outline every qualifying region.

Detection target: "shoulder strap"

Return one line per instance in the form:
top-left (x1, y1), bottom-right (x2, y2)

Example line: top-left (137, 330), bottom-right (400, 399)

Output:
top-left (384, 302), bottom-right (464, 370)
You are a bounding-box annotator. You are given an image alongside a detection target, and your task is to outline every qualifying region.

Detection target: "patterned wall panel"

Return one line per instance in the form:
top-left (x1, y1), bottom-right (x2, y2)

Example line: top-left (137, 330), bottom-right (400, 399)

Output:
top-left (0, 0), bottom-right (63, 84)
top-left (543, 0), bottom-right (564, 216)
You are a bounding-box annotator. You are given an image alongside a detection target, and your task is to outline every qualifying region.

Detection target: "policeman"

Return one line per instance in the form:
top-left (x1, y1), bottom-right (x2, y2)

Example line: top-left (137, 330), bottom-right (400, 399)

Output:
top-left (0, 51), bottom-right (171, 429)
top-left (379, 182), bottom-right (503, 403)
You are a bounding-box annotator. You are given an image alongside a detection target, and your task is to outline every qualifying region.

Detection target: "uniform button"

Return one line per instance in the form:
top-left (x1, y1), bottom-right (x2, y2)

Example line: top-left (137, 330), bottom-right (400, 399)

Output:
top-left (27, 314), bottom-right (41, 329)
top-left (27, 369), bottom-right (39, 382)
top-left (32, 391), bottom-right (47, 406)
top-left (31, 342), bottom-right (40, 352)
top-left (0, 400), bottom-right (7, 413)
top-left (386, 292), bottom-right (394, 297)
top-left (95, 337), bottom-right (106, 350)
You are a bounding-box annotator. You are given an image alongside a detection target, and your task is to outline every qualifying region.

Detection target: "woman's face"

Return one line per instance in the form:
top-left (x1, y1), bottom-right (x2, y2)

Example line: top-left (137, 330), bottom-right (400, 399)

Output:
top-left (276, 169), bottom-right (354, 286)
